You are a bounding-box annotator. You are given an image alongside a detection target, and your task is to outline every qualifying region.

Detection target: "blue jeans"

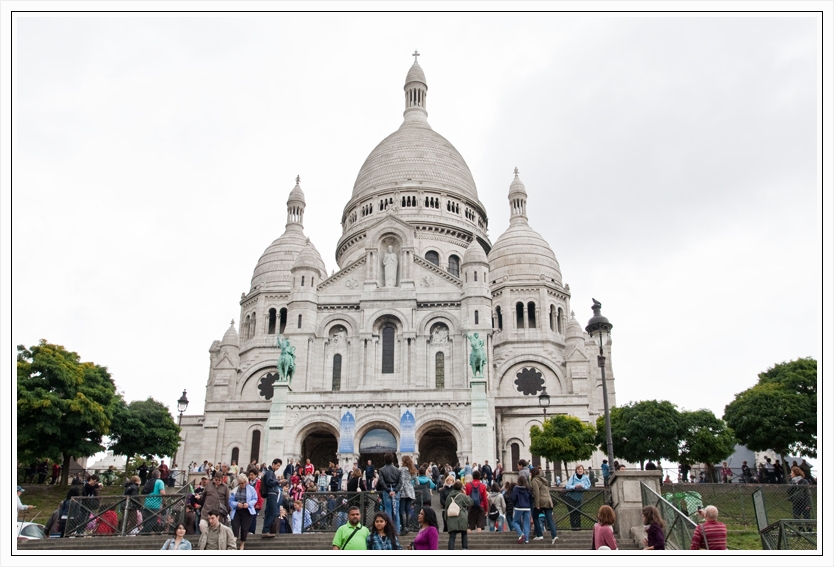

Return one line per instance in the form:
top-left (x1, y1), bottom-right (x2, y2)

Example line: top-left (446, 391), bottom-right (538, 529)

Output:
top-left (488, 514), bottom-right (506, 532)
top-left (261, 493), bottom-right (279, 534)
top-left (513, 509), bottom-right (531, 542)
top-left (533, 507), bottom-right (557, 539)
top-left (249, 509), bottom-right (259, 534)
top-left (399, 497), bottom-right (413, 532)
top-left (382, 491), bottom-right (400, 529)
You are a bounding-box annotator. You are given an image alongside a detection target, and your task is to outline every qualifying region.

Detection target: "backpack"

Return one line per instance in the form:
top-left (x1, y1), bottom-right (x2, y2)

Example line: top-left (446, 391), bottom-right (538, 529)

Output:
top-left (470, 482), bottom-right (481, 507)
top-left (488, 500), bottom-right (499, 521)
top-left (259, 477), bottom-right (269, 498)
top-left (141, 478), bottom-right (156, 495)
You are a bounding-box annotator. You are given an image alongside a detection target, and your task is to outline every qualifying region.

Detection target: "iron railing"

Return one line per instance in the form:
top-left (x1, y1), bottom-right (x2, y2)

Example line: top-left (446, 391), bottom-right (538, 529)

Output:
top-left (64, 493), bottom-right (189, 537)
top-left (299, 491), bottom-right (424, 533)
top-left (549, 488), bottom-right (611, 531)
top-left (753, 487), bottom-right (816, 550)
top-left (641, 481), bottom-right (701, 550)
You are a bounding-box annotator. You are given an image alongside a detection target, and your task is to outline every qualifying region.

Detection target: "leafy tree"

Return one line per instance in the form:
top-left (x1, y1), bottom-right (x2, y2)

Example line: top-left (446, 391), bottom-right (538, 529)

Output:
top-left (724, 358), bottom-right (817, 467)
top-left (595, 400), bottom-right (681, 468)
top-left (678, 409), bottom-right (736, 482)
top-left (530, 414), bottom-right (597, 479)
top-left (17, 340), bottom-right (117, 486)
top-left (108, 397), bottom-right (181, 470)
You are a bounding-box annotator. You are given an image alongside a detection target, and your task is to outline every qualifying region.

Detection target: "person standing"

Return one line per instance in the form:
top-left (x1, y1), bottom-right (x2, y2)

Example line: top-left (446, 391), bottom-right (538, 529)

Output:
top-left (143, 470), bottom-right (166, 534)
top-left (408, 507), bottom-right (439, 550)
top-left (398, 455), bottom-right (418, 535)
top-left (198, 510), bottom-right (237, 550)
top-left (122, 476), bottom-right (141, 532)
top-left (530, 466), bottom-right (558, 543)
top-left (787, 467), bottom-right (811, 521)
top-left (592, 505), bottom-right (618, 550)
top-left (517, 459), bottom-right (530, 482)
top-left (16, 486), bottom-right (35, 514)
top-left (331, 506), bottom-right (369, 550)
top-left (50, 463), bottom-right (61, 485)
top-left (464, 469), bottom-right (489, 532)
top-left (161, 523), bottom-right (193, 550)
top-left (445, 481), bottom-right (473, 549)
top-left (438, 474), bottom-right (456, 532)
top-left (487, 482), bottom-right (506, 532)
top-left (228, 473), bottom-right (257, 550)
top-left (494, 462), bottom-right (503, 485)
top-left (511, 475), bottom-right (533, 544)
top-left (481, 460), bottom-right (493, 486)
top-left (721, 461), bottom-right (733, 483)
top-left (138, 462), bottom-right (149, 485)
top-left (376, 452), bottom-right (402, 531)
top-left (260, 458), bottom-right (282, 538)
top-left (690, 505), bottom-right (727, 550)
top-left (200, 474), bottom-right (230, 532)
top-left (641, 505), bottom-right (666, 550)
top-left (364, 459), bottom-right (375, 491)
top-left (158, 460), bottom-right (170, 486)
top-left (247, 470), bottom-right (263, 535)
top-left (366, 512), bottom-right (401, 550)
top-left (601, 459), bottom-right (610, 487)
top-left (565, 465), bottom-right (591, 530)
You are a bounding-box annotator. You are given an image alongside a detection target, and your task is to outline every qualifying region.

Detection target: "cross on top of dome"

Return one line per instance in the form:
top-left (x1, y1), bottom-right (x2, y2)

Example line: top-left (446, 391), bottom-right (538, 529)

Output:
top-left (412, 49), bottom-right (420, 62)
top-left (514, 166), bottom-right (519, 176)
top-left (296, 175), bottom-right (300, 184)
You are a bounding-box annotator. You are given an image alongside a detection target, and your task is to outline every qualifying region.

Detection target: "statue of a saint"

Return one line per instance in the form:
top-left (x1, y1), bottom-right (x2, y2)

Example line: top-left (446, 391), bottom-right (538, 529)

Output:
top-left (383, 245), bottom-right (398, 287)
top-left (276, 335), bottom-right (296, 384)
top-left (467, 332), bottom-right (487, 377)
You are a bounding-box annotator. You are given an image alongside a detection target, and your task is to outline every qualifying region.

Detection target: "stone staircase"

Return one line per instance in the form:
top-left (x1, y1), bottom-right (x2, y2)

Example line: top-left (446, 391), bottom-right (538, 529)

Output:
top-left (20, 530), bottom-right (639, 551)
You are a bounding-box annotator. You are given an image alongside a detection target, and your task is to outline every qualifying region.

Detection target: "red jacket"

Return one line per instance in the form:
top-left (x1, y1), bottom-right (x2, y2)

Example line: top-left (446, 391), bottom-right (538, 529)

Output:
top-left (465, 480), bottom-right (488, 510)
top-left (253, 479), bottom-right (264, 510)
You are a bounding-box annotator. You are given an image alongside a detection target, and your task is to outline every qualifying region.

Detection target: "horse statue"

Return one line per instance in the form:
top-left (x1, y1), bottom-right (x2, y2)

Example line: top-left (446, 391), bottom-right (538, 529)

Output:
top-left (467, 332), bottom-right (487, 378)
top-left (276, 335), bottom-right (296, 384)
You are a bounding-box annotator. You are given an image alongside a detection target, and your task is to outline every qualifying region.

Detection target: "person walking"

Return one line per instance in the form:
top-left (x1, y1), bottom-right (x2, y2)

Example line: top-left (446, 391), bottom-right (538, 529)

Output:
top-left (641, 505), bottom-right (666, 550)
top-left (530, 466), bottom-right (558, 543)
top-left (445, 480), bottom-right (473, 550)
top-left (142, 470), bottom-right (166, 534)
top-left (464, 469), bottom-right (489, 532)
top-left (511, 475), bottom-right (534, 544)
top-left (788, 466), bottom-right (811, 521)
top-left (260, 458), bottom-right (282, 538)
top-left (487, 482), bottom-right (506, 532)
top-left (200, 474), bottom-right (229, 532)
top-left (592, 505), bottom-right (618, 550)
top-left (438, 474), bottom-right (456, 532)
top-left (366, 512), bottom-right (401, 550)
top-left (565, 465), bottom-right (591, 530)
top-left (408, 507), bottom-right (439, 550)
top-left (198, 510), bottom-right (237, 550)
top-left (690, 505), bottom-right (728, 550)
top-left (160, 523), bottom-right (193, 550)
top-left (331, 506), bottom-right (370, 550)
top-left (228, 473), bottom-right (257, 550)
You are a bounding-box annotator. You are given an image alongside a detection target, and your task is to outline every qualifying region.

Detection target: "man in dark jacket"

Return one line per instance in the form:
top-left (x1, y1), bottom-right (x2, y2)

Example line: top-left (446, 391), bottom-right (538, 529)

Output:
top-left (261, 458), bottom-right (283, 537)
top-left (481, 461), bottom-right (493, 485)
top-left (122, 476), bottom-right (141, 533)
top-left (364, 459), bottom-right (375, 490)
top-left (375, 453), bottom-right (401, 529)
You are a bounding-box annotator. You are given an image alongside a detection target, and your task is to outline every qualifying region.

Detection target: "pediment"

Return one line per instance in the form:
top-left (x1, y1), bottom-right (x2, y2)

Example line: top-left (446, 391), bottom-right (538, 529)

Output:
top-left (316, 256), bottom-right (366, 292)
top-left (565, 344), bottom-right (590, 362)
top-left (364, 212), bottom-right (417, 249)
top-left (214, 353), bottom-right (236, 370)
top-left (413, 255), bottom-right (463, 289)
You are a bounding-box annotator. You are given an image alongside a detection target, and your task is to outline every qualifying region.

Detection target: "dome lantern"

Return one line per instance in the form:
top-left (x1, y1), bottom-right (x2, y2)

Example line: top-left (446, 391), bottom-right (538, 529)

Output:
top-left (286, 175), bottom-right (306, 228)
top-left (403, 50), bottom-right (428, 122)
top-left (508, 167), bottom-right (528, 225)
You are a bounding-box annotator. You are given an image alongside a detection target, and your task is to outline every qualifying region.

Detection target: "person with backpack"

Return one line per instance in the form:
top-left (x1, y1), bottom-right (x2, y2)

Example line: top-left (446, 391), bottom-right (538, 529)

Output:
top-left (512, 475), bottom-right (534, 544)
top-left (444, 481), bottom-right (473, 550)
top-left (487, 482), bottom-right (506, 532)
top-left (141, 470), bottom-right (166, 534)
top-left (530, 466), bottom-right (558, 543)
top-left (463, 469), bottom-right (488, 532)
top-left (260, 458), bottom-right (282, 538)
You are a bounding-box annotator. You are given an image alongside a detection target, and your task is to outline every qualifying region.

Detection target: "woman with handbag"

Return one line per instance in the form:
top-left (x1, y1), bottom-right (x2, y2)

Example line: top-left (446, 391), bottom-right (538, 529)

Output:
top-left (438, 474), bottom-right (456, 532)
top-left (444, 481), bottom-right (473, 550)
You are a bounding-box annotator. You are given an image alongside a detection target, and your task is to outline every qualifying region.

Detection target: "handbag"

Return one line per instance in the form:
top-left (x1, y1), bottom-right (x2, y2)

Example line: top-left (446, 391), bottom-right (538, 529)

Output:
top-left (447, 495), bottom-right (461, 517)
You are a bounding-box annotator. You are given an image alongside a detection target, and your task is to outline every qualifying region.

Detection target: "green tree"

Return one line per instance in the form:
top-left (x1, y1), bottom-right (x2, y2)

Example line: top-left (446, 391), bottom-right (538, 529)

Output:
top-left (108, 397), bottom-right (181, 470)
top-left (678, 409), bottom-right (736, 482)
top-left (724, 358), bottom-right (817, 468)
top-left (595, 400), bottom-right (681, 468)
top-left (17, 340), bottom-right (118, 486)
top-left (530, 414), bottom-right (597, 479)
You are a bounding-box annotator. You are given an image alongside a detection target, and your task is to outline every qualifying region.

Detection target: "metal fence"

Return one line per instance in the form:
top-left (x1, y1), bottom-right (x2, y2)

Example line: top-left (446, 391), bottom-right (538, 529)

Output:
top-left (550, 488), bottom-right (611, 530)
top-left (753, 487), bottom-right (816, 550)
top-left (299, 491), bottom-right (424, 533)
top-left (661, 465), bottom-right (816, 485)
top-left (641, 482), bottom-right (701, 550)
top-left (64, 493), bottom-right (189, 537)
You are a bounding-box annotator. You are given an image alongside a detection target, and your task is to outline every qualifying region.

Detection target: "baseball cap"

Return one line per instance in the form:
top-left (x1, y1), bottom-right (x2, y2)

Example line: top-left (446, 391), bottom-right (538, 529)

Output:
top-left (17, 486), bottom-right (24, 492)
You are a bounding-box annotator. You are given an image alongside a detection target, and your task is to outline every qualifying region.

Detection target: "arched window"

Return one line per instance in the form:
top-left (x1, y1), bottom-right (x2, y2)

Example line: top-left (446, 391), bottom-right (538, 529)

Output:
top-left (496, 306), bottom-right (503, 330)
top-left (268, 308), bottom-right (277, 334)
top-left (250, 312), bottom-right (257, 338)
top-left (250, 431), bottom-right (261, 463)
top-left (381, 326), bottom-right (395, 373)
top-left (231, 447), bottom-right (239, 464)
top-left (244, 315), bottom-right (251, 340)
top-left (311, 277), bottom-right (314, 287)
top-left (301, 276), bottom-right (305, 287)
top-left (511, 443), bottom-right (520, 469)
top-left (448, 255), bottom-right (460, 277)
top-left (425, 251), bottom-right (439, 266)
top-left (549, 305), bottom-right (555, 332)
top-left (528, 301), bottom-right (537, 328)
top-left (557, 308), bottom-right (564, 334)
top-left (297, 314), bottom-right (302, 329)
top-left (435, 352), bottom-right (445, 389)
top-left (516, 302), bottom-right (525, 329)
top-left (279, 308), bottom-right (287, 334)
top-left (332, 354), bottom-right (342, 391)
top-left (474, 310), bottom-right (479, 325)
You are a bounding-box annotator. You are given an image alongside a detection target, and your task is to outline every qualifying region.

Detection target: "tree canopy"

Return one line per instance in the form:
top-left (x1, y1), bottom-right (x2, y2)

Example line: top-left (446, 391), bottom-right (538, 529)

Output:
top-left (17, 340), bottom-right (118, 485)
top-left (678, 409), bottom-right (736, 481)
top-left (108, 397), bottom-right (181, 467)
top-left (595, 400), bottom-right (681, 467)
top-left (530, 414), bottom-right (597, 475)
top-left (724, 358), bottom-right (817, 458)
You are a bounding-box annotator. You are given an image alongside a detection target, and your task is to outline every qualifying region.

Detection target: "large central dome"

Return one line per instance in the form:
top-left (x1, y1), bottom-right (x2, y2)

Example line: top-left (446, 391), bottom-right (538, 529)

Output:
top-left (350, 60), bottom-right (480, 203)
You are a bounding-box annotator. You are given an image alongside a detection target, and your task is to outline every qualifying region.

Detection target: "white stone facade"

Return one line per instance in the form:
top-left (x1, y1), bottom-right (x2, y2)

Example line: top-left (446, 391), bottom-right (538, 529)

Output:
top-left (179, 59), bottom-right (617, 476)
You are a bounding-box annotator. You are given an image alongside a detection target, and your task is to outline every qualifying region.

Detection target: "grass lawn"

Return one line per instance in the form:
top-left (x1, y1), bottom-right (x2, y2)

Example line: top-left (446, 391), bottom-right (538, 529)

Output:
top-left (16, 483), bottom-right (124, 524)
top-left (727, 530), bottom-right (762, 550)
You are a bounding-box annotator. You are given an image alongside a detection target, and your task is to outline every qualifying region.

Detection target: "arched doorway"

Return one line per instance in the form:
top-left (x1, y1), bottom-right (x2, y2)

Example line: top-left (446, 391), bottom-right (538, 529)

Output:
top-left (359, 428), bottom-right (397, 468)
top-left (301, 430), bottom-right (338, 469)
top-left (418, 427), bottom-right (457, 467)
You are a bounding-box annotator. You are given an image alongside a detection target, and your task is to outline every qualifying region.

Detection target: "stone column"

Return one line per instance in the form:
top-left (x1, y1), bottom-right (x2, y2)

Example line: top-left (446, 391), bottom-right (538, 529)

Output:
top-left (610, 469), bottom-right (663, 542)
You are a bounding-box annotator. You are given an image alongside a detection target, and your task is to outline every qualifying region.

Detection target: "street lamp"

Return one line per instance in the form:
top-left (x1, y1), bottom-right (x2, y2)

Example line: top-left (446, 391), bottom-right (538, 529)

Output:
top-left (538, 388), bottom-right (551, 485)
top-left (172, 390), bottom-right (189, 485)
top-left (585, 299), bottom-right (615, 472)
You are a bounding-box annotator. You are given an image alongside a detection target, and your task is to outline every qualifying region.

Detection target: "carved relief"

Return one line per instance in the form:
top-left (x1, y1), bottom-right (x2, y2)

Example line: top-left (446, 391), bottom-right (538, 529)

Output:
top-left (345, 277), bottom-right (359, 289)
top-left (420, 275), bottom-right (434, 287)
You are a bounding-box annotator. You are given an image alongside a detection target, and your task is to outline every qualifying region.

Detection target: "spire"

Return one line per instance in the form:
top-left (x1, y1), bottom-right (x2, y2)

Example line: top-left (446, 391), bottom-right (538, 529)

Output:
top-left (508, 167), bottom-right (528, 224)
top-left (403, 52), bottom-right (428, 122)
top-left (286, 175), bottom-right (306, 228)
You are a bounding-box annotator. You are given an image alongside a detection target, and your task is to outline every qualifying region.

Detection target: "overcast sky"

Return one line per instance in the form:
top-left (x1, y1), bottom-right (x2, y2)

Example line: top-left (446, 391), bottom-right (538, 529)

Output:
top-left (7, 14), bottom-right (826, 451)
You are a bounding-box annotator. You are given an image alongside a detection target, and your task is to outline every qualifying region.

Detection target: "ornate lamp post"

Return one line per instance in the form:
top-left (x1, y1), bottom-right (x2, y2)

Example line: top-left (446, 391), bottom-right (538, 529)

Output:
top-left (538, 388), bottom-right (552, 485)
top-left (172, 390), bottom-right (189, 484)
top-left (585, 300), bottom-right (615, 470)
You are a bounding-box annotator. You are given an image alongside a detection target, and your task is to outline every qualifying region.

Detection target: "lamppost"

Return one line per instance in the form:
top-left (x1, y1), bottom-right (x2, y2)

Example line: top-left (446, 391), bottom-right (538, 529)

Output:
top-left (172, 390), bottom-right (189, 485)
top-left (585, 299), bottom-right (615, 470)
top-left (538, 388), bottom-right (552, 486)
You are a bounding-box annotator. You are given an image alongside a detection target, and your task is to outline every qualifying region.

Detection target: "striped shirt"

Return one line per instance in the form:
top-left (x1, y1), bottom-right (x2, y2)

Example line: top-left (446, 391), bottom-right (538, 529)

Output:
top-left (690, 520), bottom-right (728, 550)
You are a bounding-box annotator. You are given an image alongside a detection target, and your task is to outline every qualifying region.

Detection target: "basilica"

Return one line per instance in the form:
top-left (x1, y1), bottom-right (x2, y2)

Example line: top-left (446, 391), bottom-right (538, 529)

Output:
top-left (179, 57), bottom-right (617, 475)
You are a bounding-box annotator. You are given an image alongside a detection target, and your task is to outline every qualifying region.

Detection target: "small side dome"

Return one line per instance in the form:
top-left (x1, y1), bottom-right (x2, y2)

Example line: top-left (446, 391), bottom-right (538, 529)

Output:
top-left (405, 61), bottom-right (427, 86)
top-left (288, 175), bottom-right (305, 205)
top-left (509, 167), bottom-right (527, 197)
top-left (462, 239), bottom-right (488, 265)
top-left (221, 319), bottom-right (239, 347)
top-left (291, 238), bottom-right (327, 277)
top-left (566, 311), bottom-right (584, 340)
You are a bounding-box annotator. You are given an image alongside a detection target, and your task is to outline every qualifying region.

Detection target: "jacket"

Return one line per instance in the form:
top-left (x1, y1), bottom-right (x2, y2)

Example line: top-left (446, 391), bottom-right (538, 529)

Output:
top-left (511, 485), bottom-right (533, 509)
top-left (262, 467), bottom-right (280, 495)
top-left (123, 482), bottom-right (139, 497)
top-left (376, 464), bottom-right (401, 494)
top-left (414, 475), bottom-right (435, 505)
top-left (197, 522), bottom-right (237, 550)
top-left (464, 479), bottom-right (488, 510)
top-left (203, 482), bottom-right (231, 515)
top-left (487, 492), bottom-right (506, 516)
top-left (228, 483), bottom-right (258, 519)
top-left (531, 475), bottom-right (554, 509)
top-left (444, 489), bottom-right (473, 532)
top-left (565, 473), bottom-right (591, 501)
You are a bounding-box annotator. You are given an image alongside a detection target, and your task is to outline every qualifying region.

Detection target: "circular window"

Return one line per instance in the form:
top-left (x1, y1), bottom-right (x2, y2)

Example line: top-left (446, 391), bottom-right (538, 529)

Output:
top-left (514, 367), bottom-right (545, 396)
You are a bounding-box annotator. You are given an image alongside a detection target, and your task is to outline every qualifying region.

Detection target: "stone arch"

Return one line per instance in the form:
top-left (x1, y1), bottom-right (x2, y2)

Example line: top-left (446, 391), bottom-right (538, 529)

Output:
top-left (495, 355), bottom-right (565, 394)
top-left (316, 313), bottom-right (360, 337)
top-left (419, 312), bottom-right (460, 336)
top-left (414, 415), bottom-right (466, 452)
top-left (221, 438), bottom-right (243, 464)
top-left (291, 415), bottom-right (341, 467)
top-left (353, 413), bottom-right (401, 448)
top-left (369, 311), bottom-right (406, 334)
top-left (244, 423), bottom-right (265, 464)
top-left (237, 362), bottom-right (279, 398)
top-left (366, 220), bottom-right (414, 251)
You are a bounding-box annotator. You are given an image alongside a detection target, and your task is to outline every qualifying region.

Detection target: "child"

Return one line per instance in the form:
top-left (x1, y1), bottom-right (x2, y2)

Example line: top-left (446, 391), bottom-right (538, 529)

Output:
top-left (291, 500), bottom-right (311, 534)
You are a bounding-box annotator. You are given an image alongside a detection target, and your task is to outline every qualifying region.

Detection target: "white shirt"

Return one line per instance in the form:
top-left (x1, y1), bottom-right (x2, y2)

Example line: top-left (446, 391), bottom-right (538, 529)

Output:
top-left (16, 495), bottom-right (29, 511)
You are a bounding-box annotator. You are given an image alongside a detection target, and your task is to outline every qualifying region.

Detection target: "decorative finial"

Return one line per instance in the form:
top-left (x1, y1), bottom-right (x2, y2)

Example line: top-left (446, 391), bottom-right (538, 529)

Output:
top-left (412, 49), bottom-right (420, 62)
top-left (295, 175), bottom-right (300, 185)
top-left (513, 166), bottom-right (519, 176)
top-left (570, 310), bottom-right (575, 317)
top-left (231, 319), bottom-right (235, 325)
